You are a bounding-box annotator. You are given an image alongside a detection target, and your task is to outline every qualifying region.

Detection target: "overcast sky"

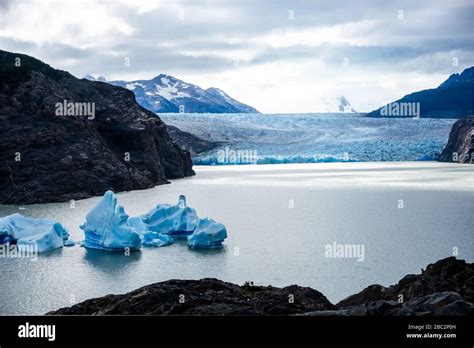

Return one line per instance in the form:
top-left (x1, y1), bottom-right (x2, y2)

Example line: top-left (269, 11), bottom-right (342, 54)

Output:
top-left (1, 0), bottom-right (473, 112)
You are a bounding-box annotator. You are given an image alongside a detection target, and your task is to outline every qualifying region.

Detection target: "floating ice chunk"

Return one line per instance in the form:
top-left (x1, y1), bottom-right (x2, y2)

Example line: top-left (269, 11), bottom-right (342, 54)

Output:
top-left (128, 216), bottom-right (174, 247)
top-left (141, 231), bottom-right (174, 247)
top-left (0, 213), bottom-right (69, 253)
top-left (80, 192), bottom-right (226, 250)
top-left (139, 195), bottom-right (199, 237)
top-left (80, 191), bottom-right (141, 251)
top-left (187, 218), bottom-right (227, 249)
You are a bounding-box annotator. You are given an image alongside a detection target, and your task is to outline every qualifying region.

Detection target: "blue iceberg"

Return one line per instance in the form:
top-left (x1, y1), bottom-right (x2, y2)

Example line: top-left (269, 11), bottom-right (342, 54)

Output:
top-left (0, 213), bottom-right (69, 253)
top-left (187, 218), bottom-right (227, 249)
top-left (80, 192), bottom-right (227, 251)
top-left (80, 191), bottom-right (141, 251)
top-left (128, 216), bottom-right (174, 247)
top-left (139, 195), bottom-right (199, 237)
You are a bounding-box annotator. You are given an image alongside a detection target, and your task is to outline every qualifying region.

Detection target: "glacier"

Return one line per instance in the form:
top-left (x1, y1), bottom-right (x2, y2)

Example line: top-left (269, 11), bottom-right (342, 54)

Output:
top-left (159, 113), bottom-right (456, 164)
top-left (80, 191), bottom-right (142, 251)
top-left (187, 218), bottom-right (227, 249)
top-left (0, 213), bottom-right (69, 253)
top-left (137, 195), bottom-right (199, 237)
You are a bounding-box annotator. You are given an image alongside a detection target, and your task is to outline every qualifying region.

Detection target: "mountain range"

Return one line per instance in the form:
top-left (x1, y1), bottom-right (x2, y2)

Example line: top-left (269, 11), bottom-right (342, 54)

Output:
top-left (85, 74), bottom-right (260, 114)
top-left (88, 74), bottom-right (358, 114)
top-left (367, 66), bottom-right (474, 118)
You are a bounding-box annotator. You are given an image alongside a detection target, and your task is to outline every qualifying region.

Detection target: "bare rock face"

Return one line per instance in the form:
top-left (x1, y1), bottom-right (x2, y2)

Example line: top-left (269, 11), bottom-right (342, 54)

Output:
top-left (166, 125), bottom-right (222, 156)
top-left (438, 116), bottom-right (474, 163)
top-left (0, 50), bottom-right (194, 205)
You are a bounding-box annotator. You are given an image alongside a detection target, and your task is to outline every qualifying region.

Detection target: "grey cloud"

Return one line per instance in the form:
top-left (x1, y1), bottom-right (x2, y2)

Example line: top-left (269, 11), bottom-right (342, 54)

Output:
top-left (0, 0), bottom-right (13, 10)
top-left (1, 0), bottom-right (473, 79)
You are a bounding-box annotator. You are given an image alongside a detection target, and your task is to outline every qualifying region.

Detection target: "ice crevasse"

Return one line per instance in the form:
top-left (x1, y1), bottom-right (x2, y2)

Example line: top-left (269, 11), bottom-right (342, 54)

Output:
top-left (0, 213), bottom-right (70, 253)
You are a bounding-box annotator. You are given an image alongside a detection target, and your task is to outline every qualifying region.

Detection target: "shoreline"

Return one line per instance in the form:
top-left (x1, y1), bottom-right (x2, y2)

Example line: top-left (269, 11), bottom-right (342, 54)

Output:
top-left (189, 161), bottom-right (474, 192)
top-left (49, 256), bottom-right (473, 316)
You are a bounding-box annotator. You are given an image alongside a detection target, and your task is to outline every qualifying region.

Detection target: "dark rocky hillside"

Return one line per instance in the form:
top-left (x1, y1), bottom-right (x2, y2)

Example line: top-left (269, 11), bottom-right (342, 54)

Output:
top-left (0, 50), bottom-right (194, 205)
top-left (438, 116), bottom-right (473, 163)
top-left (166, 125), bottom-right (222, 156)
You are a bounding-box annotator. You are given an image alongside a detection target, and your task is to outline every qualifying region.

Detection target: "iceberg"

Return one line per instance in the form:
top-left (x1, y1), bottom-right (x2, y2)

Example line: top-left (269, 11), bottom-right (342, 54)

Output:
top-left (128, 216), bottom-right (174, 247)
top-left (0, 213), bottom-right (69, 253)
top-left (79, 192), bottom-right (227, 251)
top-left (80, 191), bottom-right (141, 251)
top-left (139, 195), bottom-right (199, 237)
top-left (187, 218), bottom-right (227, 249)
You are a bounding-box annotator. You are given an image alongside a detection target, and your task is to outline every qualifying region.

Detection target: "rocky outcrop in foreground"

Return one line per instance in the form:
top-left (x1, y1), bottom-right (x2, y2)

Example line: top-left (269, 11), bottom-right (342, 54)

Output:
top-left (0, 50), bottom-right (194, 205)
top-left (49, 257), bottom-right (473, 316)
top-left (50, 278), bottom-right (335, 315)
top-left (438, 116), bottom-right (474, 163)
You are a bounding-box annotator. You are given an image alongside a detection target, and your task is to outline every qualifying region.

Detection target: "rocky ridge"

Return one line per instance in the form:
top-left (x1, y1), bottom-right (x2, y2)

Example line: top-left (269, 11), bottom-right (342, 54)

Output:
top-left (50, 257), bottom-right (473, 316)
top-left (0, 50), bottom-right (194, 205)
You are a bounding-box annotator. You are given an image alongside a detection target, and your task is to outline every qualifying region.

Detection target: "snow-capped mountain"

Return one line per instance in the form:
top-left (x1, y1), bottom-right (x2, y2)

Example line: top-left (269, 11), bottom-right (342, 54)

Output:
top-left (84, 74), bottom-right (106, 82)
top-left (320, 96), bottom-right (357, 113)
top-left (205, 87), bottom-right (259, 113)
top-left (87, 74), bottom-right (259, 114)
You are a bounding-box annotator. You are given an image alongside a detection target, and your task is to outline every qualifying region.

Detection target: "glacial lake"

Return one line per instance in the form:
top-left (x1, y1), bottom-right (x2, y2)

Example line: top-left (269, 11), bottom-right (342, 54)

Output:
top-left (0, 162), bottom-right (473, 315)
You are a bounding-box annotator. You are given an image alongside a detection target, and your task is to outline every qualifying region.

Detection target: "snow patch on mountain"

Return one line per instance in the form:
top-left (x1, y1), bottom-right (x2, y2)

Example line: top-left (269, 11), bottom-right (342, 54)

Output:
top-left (155, 75), bottom-right (191, 100)
top-left (320, 96), bottom-right (357, 113)
top-left (104, 73), bottom-right (259, 114)
top-left (83, 75), bottom-right (106, 82)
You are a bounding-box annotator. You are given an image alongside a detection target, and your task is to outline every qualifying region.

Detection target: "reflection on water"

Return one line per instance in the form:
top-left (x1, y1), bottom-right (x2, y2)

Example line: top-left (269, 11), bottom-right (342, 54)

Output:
top-left (39, 247), bottom-right (64, 258)
top-left (83, 249), bottom-right (143, 273)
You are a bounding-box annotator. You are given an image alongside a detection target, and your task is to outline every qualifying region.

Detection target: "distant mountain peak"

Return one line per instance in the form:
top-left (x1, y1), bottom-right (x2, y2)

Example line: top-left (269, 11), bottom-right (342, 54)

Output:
top-left (84, 74), bottom-right (106, 82)
top-left (337, 96), bottom-right (357, 112)
top-left (439, 66), bottom-right (474, 88)
top-left (319, 95), bottom-right (357, 113)
top-left (107, 74), bottom-right (259, 114)
top-left (367, 66), bottom-right (474, 119)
